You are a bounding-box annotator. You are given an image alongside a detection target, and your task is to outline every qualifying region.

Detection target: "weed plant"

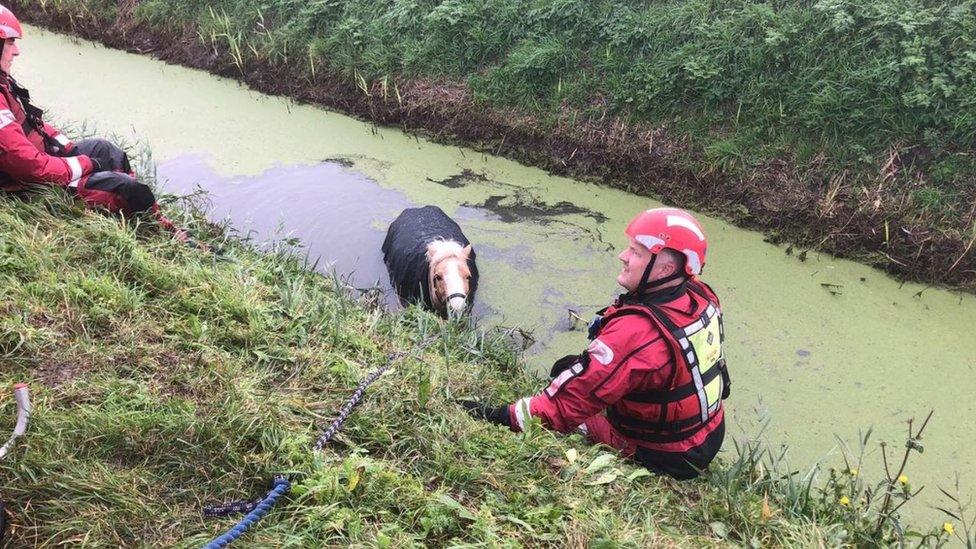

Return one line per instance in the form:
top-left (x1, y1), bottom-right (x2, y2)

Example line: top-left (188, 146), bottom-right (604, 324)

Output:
top-left (0, 135), bottom-right (968, 546)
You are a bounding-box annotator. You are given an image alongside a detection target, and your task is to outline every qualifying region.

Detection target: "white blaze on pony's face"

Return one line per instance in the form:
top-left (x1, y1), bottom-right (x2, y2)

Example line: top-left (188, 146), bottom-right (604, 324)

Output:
top-left (426, 240), bottom-right (473, 317)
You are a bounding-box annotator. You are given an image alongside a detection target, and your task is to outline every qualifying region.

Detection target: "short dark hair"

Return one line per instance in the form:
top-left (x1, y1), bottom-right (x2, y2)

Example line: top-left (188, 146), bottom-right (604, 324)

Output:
top-left (661, 248), bottom-right (687, 275)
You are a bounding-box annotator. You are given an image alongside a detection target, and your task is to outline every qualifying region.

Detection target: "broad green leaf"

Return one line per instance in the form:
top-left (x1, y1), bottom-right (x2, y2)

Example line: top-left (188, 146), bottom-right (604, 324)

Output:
top-left (625, 468), bottom-right (652, 482)
top-left (435, 493), bottom-right (476, 521)
top-left (585, 453), bottom-right (616, 474)
top-left (586, 472), bottom-right (618, 485)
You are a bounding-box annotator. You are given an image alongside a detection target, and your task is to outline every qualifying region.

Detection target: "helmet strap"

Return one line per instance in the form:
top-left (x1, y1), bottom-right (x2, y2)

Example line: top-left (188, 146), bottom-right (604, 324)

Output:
top-left (0, 41), bottom-right (8, 78)
top-left (635, 253), bottom-right (657, 295)
top-left (635, 253), bottom-right (686, 294)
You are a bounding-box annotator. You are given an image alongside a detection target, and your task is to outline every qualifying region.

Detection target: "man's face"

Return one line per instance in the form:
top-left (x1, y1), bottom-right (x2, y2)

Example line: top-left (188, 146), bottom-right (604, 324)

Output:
top-left (1, 38), bottom-right (19, 74)
top-left (617, 237), bottom-right (655, 292)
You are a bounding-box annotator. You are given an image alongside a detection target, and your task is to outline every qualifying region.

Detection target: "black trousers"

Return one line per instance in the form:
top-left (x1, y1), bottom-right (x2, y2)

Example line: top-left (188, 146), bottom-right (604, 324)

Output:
top-left (71, 138), bottom-right (155, 215)
top-left (634, 419), bottom-right (726, 480)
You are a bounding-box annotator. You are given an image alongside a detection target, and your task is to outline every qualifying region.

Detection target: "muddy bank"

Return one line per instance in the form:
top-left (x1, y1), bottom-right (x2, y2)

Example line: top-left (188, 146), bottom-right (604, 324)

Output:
top-left (13, 3), bottom-right (976, 290)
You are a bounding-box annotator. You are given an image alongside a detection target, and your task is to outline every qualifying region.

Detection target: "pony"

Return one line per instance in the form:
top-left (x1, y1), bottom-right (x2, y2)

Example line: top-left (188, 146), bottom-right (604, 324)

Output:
top-left (382, 205), bottom-right (478, 317)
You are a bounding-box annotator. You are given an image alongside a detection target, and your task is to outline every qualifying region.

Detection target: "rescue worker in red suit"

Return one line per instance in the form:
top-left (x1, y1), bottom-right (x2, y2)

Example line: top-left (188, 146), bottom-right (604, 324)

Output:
top-left (0, 5), bottom-right (184, 234)
top-left (461, 207), bottom-right (730, 479)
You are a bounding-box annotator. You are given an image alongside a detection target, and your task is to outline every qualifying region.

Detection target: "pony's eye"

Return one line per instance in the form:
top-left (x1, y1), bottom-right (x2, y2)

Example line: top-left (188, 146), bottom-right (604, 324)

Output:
top-left (466, 275), bottom-right (472, 280)
top-left (434, 274), bottom-right (442, 282)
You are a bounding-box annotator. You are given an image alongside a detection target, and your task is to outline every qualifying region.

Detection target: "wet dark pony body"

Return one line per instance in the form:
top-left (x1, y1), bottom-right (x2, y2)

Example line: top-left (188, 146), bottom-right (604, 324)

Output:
top-left (382, 205), bottom-right (479, 316)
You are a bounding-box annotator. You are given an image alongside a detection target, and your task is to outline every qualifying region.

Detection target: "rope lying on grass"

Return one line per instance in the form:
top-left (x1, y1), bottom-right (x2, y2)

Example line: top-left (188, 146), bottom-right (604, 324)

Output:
top-left (201, 358), bottom-right (395, 520)
top-left (201, 477), bottom-right (291, 549)
top-left (200, 340), bottom-right (435, 548)
top-left (313, 361), bottom-right (395, 452)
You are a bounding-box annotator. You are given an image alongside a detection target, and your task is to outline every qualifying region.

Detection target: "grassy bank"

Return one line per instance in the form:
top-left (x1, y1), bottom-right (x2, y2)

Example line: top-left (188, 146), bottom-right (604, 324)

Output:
top-left (0, 138), bottom-right (966, 546)
top-left (11, 0), bottom-right (976, 290)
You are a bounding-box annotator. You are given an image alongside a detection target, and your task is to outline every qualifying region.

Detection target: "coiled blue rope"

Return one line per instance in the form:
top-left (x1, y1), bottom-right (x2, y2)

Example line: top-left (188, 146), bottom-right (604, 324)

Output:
top-left (201, 477), bottom-right (290, 549)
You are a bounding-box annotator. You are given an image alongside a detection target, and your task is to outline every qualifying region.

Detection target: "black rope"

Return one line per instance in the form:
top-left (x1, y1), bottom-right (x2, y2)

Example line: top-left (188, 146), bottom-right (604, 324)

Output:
top-left (202, 495), bottom-right (265, 519)
top-left (202, 354), bottom-right (400, 519)
top-left (313, 358), bottom-right (395, 451)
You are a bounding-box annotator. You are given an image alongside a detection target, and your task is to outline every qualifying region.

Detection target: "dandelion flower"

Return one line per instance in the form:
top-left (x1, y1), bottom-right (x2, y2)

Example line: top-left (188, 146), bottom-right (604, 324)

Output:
top-left (848, 468), bottom-right (858, 476)
top-left (898, 474), bottom-right (908, 484)
top-left (839, 495), bottom-right (850, 506)
top-left (943, 522), bottom-right (954, 535)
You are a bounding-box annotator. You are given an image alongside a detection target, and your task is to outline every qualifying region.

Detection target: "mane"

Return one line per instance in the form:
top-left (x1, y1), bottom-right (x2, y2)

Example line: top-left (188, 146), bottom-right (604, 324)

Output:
top-left (426, 239), bottom-right (468, 265)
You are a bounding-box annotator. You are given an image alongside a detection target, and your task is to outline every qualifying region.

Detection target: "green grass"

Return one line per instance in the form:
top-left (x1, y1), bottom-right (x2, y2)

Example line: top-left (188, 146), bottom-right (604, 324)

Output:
top-left (133, 0), bottom-right (976, 177)
top-left (0, 137), bottom-right (968, 546)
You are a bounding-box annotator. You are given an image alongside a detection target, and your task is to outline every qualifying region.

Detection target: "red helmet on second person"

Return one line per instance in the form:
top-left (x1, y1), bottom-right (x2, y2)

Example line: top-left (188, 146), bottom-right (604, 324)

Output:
top-left (0, 5), bottom-right (22, 40)
top-left (625, 207), bottom-right (708, 276)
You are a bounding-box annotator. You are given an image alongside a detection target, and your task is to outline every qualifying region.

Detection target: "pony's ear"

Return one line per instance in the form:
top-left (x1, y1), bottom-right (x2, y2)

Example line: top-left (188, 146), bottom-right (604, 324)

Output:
top-left (425, 241), bottom-right (438, 260)
top-left (462, 244), bottom-right (472, 258)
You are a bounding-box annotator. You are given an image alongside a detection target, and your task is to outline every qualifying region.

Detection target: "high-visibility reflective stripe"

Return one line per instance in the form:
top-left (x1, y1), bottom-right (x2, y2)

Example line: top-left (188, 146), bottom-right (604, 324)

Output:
top-left (0, 25), bottom-right (19, 39)
top-left (702, 365), bottom-right (723, 409)
top-left (65, 157), bottom-right (82, 187)
top-left (513, 397), bottom-right (532, 431)
top-left (679, 308), bottom-right (717, 341)
top-left (0, 109), bottom-right (15, 129)
top-left (690, 366), bottom-right (709, 424)
top-left (545, 362), bottom-right (584, 398)
top-left (588, 338), bottom-right (614, 365)
top-left (54, 133), bottom-right (70, 146)
top-left (709, 395), bottom-right (722, 414)
top-left (666, 214), bottom-right (705, 240)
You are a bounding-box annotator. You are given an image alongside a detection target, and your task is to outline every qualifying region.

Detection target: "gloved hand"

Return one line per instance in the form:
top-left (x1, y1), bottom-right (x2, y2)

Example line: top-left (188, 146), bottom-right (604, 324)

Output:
top-left (549, 354), bottom-right (581, 379)
top-left (457, 400), bottom-right (511, 427)
top-left (88, 154), bottom-right (115, 173)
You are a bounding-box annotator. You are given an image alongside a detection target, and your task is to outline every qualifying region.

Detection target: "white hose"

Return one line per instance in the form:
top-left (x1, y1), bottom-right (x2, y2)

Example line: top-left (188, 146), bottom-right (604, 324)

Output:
top-left (0, 384), bottom-right (30, 461)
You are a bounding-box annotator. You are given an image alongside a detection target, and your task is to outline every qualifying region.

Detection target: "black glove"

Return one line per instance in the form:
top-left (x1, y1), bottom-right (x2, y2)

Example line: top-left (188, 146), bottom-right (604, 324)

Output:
top-left (88, 154), bottom-right (114, 173)
top-left (549, 354), bottom-right (581, 379)
top-left (457, 400), bottom-right (511, 427)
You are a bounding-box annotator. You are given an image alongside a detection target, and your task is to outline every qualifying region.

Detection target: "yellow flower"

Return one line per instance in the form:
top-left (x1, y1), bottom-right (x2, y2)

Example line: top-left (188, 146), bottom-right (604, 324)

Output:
top-left (848, 468), bottom-right (859, 477)
top-left (839, 495), bottom-right (850, 506)
top-left (898, 474), bottom-right (908, 484)
top-left (943, 522), bottom-right (954, 535)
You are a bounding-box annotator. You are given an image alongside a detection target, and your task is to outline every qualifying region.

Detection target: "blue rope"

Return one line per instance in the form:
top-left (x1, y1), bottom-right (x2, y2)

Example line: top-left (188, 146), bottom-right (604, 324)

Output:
top-left (201, 477), bottom-right (290, 549)
top-left (199, 347), bottom-right (425, 547)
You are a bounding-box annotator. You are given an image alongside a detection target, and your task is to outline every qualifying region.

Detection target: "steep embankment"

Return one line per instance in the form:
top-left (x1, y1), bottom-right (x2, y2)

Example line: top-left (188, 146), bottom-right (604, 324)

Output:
top-left (0, 147), bottom-right (953, 545)
top-left (11, 0), bottom-right (976, 290)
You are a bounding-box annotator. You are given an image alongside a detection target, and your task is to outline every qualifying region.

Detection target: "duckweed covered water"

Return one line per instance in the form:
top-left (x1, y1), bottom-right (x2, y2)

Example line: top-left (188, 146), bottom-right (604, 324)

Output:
top-left (19, 27), bottom-right (976, 523)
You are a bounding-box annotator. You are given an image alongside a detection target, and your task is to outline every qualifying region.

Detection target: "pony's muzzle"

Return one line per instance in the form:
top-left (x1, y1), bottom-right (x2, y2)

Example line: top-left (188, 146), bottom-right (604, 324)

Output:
top-left (447, 293), bottom-right (467, 316)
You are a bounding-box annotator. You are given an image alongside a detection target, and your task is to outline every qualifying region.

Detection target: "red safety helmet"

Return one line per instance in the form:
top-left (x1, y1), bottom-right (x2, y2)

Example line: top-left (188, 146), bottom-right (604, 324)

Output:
top-left (0, 5), bottom-right (21, 41)
top-left (624, 207), bottom-right (708, 291)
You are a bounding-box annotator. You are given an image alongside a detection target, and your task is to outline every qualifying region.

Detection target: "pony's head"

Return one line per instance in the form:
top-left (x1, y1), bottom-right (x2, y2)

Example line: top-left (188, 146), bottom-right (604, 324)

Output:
top-left (426, 240), bottom-right (473, 317)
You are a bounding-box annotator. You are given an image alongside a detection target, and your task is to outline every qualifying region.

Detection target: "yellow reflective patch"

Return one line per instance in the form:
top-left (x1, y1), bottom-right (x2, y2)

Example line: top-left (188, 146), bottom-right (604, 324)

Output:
top-left (686, 316), bottom-right (722, 368)
top-left (685, 310), bottom-right (724, 408)
top-left (704, 376), bottom-right (722, 408)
